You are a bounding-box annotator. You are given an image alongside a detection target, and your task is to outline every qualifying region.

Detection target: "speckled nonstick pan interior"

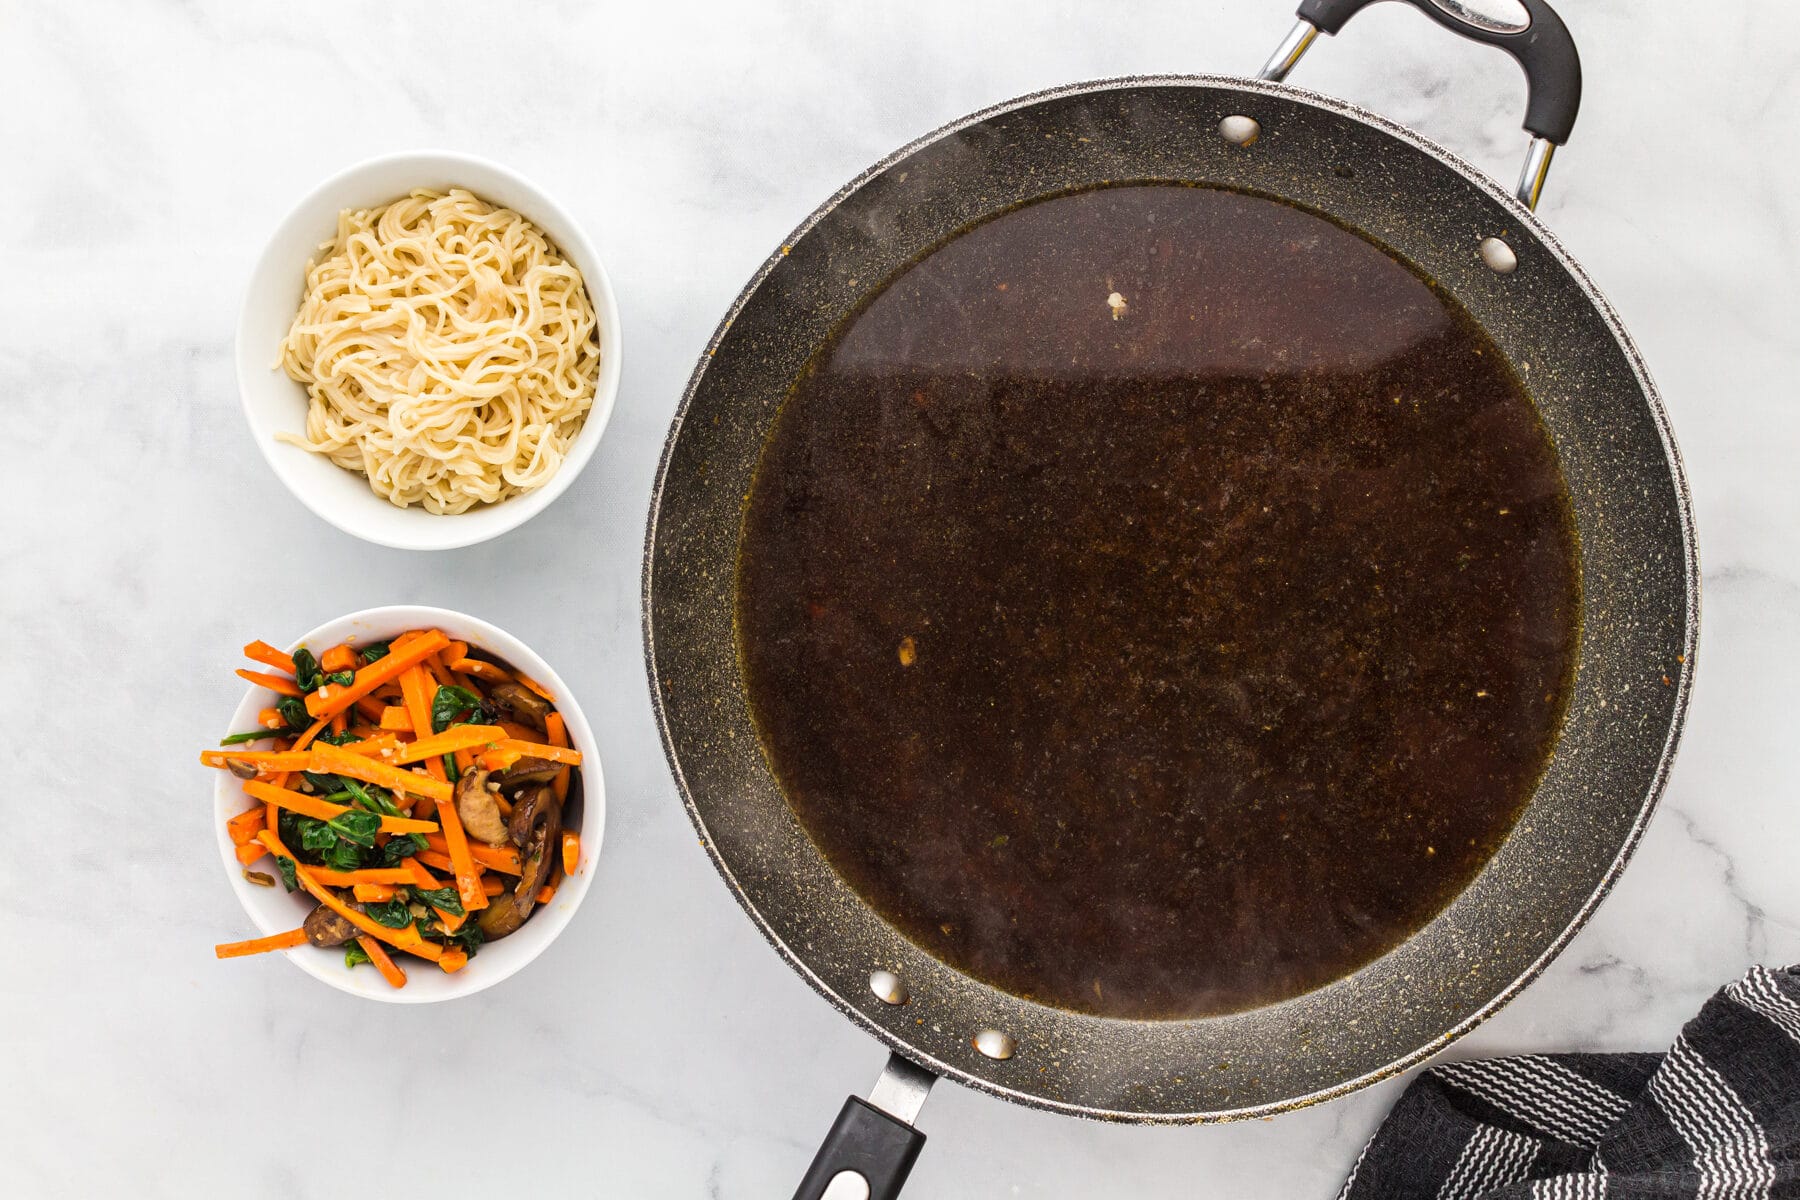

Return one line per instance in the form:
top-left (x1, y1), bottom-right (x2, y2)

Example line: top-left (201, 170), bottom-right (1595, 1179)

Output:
top-left (643, 70), bottom-right (1696, 1128)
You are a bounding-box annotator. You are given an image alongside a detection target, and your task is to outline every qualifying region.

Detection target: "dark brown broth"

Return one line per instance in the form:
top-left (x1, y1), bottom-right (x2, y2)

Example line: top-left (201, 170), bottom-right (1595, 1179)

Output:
top-left (736, 185), bottom-right (1579, 1019)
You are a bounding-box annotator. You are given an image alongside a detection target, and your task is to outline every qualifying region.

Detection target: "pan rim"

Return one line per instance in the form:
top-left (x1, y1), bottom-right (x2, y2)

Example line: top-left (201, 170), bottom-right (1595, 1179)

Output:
top-left (641, 70), bottom-right (1701, 1123)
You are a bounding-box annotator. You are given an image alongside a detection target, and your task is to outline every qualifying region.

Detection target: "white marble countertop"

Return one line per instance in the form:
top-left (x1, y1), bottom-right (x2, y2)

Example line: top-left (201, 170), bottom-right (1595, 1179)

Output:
top-left (4, 1), bottom-right (1796, 1195)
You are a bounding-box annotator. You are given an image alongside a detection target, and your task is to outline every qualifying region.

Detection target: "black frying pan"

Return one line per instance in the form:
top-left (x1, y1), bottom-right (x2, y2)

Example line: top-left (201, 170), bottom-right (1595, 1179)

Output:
top-left (643, 2), bottom-right (1697, 1196)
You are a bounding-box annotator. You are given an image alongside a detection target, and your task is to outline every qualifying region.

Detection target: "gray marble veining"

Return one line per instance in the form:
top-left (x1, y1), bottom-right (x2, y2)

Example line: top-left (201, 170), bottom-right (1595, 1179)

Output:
top-left (1, 1), bottom-right (1795, 1196)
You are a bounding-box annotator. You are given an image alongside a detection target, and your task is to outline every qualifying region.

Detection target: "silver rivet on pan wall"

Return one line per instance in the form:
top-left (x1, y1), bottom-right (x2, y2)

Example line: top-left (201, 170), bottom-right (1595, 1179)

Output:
top-left (972, 1029), bottom-right (1017, 1060)
top-left (1479, 236), bottom-right (1519, 274)
top-left (1218, 115), bottom-right (1262, 147)
top-left (868, 969), bottom-right (910, 1006)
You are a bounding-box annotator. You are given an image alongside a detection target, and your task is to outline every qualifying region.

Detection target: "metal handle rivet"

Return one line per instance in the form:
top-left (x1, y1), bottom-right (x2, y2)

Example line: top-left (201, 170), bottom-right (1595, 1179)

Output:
top-left (1218, 115), bottom-right (1262, 147)
top-left (1479, 237), bottom-right (1519, 274)
top-left (869, 969), bottom-right (910, 1006)
top-left (972, 1028), bottom-right (1017, 1060)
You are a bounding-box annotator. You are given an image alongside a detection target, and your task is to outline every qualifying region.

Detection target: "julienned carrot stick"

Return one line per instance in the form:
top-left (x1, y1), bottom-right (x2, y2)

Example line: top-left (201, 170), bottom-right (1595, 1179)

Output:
top-left (513, 671), bottom-right (556, 703)
top-left (357, 936), bottom-right (408, 988)
top-left (353, 883), bottom-right (396, 903)
top-left (423, 654), bottom-right (457, 692)
top-left (477, 749), bottom-right (524, 772)
top-left (438, 948), bottom-right (469, 973)
top-left (320, 644), bottom-right (357, 674)
top-left (423, 832), bottom-right (520, 874)
top-left (433, 795), bottom-right (488, 912)
top-left (227, 806), bottom-right (267, 845)
top-left (339, 733), bottom-right (401, 759)
top-left (398, 665), bottom-right (448, 785)
top-left (536, 883), bottom-right (557, 904)
top-left (492, 739), bottom-right (582, 766)
top-left (353, 695), bottom-right (388, 724)
top-left (234, 842), bottom-right (265, 866)
top-left (241, 780), bottom-right (439, 835)
top-left (237, 668), bottom-right (304, 697)
top-left (215, 927), bottom-right (309, 958)
top-left (481, 875), bottom-right (506, 896)
top-left (291, 714), bottom-right (330, 753)
top-left (415, 849), bottom-right (458, 874)
top-left (328, 710), bottom-right (347, 737)
top-left (379, 707), bottom-right (413, 733)
top-left (390, 725), bottom-right (505, 765)
top-left (258, 829), bottom-right (425, 953)
top-left (243, 640), bottom-right (298, 675)
top-left (562, 830), bottom-right (580, 876)
top-left (447, 657), bottom-right (511, 684)
top-left (257, 707), bottom-right (285, 730)
top-left (305, 867), bottom-right (420, 886)
top-left (307, 743), bottom-right (453, 804)
top-left (545, 712), bottom-right (571, 803)
top-left (442, 640), bottom-right (470, 663)
top-left (305, 630), bottom-right (449, 719)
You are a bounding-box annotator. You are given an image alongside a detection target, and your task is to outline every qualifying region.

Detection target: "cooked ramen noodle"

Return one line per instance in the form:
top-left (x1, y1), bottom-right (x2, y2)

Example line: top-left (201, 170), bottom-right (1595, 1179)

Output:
top-left (277, 189), bottom-right (600, 514)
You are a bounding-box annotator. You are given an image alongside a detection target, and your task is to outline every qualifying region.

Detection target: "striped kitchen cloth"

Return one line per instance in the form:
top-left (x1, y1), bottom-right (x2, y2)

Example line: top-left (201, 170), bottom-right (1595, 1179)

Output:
top-left (1340, 964), bottom-right (1800, 1199)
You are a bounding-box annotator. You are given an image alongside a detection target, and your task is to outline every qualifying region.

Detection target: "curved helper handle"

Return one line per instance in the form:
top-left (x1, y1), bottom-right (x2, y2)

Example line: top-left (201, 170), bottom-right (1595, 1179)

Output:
top-left (1260, 0), bottom-right (1582, 208)
top-left (793, 1055), bottom-right (936, 1200)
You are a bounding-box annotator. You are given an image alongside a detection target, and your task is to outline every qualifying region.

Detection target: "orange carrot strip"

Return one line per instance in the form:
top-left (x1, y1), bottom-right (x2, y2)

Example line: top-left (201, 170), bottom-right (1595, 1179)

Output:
top-left (390, 725), bottom-right (505, 765)
top-left (493, 791), bottom-right (513, 818)
top-left (243, 640), bottom-right (298, 675)
top-left (328, 710), bottom-right (347, 737)
top-left (290, 714), bottom-right (330, 753)
top-left (401, 857), bottom-right (438, 888)
top-left (256, 707), bottom-right (285, 730)
top-left (513, 671), bottom-right (556, 703)
top-left (353, 883), bottom-right (397, 903)
top-left (442, 640), bottom-right (470, 663)
top-left (241, 780), bottom-right (439, 835)
top-left (476, 749), bottom-right (524, 772)
top-left (399, 665), bottom-right (449, 785)
top-left (561, 830), bottom-right (581, 876)
top-left (536, 883), bottom-right (556, 904)
top-left (320, 644), bottom-right (357, 674)
top-left (492, 739), bottom-right (582, 766)
top-left (234, 842), bottom-right (266, 865)
top-left (258, 829), bottom-right (424, 952)
top-left (545, 712), bottom-right (571, 803)
top-left (481, 875), bottom-right (506, 897)
top-left (339, 733), bottom-right (401, 759)
top-left (379, 707), bottom-right (413, 733)
top-left (237, 668), bottom-right (303, 697)
top-left (433, 794), bottom-right (488, 912)
top-left (422, 833), bottom-right (519, 874)
top-left (438, 947), bottom-right (469, 973)
top-left (353, 695), bottom-right (388, 724)
top-left (304, 867), bottom-right (420, 886)
top-left (357, 935), bottom-right (408, 988)
top-left (215, 927), bottom-right (308, 958)
top-left (423, 653), bottom-right (457, 691)
top-left (306, 743), bottom-right (453, 804)
top-left (227, 806), bottom-right (267, 845)
top-left (305, 630), bottom-right (449, 719)
top-left (415, 849), bottom-right (457, 874)
top-left (447, 657), bottom-right (511, 684)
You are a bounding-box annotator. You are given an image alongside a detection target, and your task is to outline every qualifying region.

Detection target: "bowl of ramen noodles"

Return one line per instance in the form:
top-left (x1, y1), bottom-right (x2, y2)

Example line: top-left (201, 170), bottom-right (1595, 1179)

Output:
top-left (237, 152), bottom-right (622, 549)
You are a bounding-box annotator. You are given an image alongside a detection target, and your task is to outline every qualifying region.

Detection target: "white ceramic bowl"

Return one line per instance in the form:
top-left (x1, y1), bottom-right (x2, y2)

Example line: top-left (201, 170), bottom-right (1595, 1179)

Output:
top-left (236, 151), bottom-right (622, 550)
top-left (212, 606), bottom-right (603, 1002)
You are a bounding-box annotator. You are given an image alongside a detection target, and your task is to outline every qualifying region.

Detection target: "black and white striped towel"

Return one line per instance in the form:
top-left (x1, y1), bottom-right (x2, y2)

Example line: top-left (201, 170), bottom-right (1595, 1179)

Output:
top-left (1340, 964), bottom-right (1800, 1199)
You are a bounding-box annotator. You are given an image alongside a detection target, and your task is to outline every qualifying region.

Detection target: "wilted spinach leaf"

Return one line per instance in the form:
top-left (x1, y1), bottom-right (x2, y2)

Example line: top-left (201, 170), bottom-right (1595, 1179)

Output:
top-left (292, 647), bottom-right (322, 693)
top-left (327, 810), bottom-right (381, 847)
top-left (359, 641), bottom-right (391, 664)
top-left (362, 898), bottom-right (414, 929)
top-left (275, 695), bottom-right (310, 730)
top-left (325, 670), bottom-right (356, 688)
top-left (324, 840), bottom-right (369, 872)
top-left (273, 855), bottom-right (298, 892)
top-left (411, 886), bottom-right (464, 918)
top-left (296, 817), bottom-right (337, 854)
top-left (380, 834), bottom-right (426, 865)
top-left (431, 685), bottom-right (491, 734)
top-left (344, 942), bottom-right (371, 969)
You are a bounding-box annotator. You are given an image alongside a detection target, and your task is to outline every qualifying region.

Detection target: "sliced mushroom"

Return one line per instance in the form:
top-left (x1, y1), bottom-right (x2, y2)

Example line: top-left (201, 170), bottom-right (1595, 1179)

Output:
top-left (489, 682), bottom-right (551, 733)
top-left (508, 784), bottom-right (562, 850)
top-left (477, 890), bottom-right (527, 939)
top-left (303, 903), bottom-right (358, 948)
top-left (454, 769), bottom-right (509, 844)
top-left (225, 758), bottom-right (259, 780)
top-left (493, 756), bottom-right (560, 791)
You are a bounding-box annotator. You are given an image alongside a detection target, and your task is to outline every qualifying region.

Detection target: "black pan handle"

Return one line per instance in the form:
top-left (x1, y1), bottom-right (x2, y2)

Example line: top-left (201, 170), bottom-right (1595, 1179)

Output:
top-left (793, 1054), bottom-right (935, 1200)
top-left (1260, 0), bottom-right (1581, 208)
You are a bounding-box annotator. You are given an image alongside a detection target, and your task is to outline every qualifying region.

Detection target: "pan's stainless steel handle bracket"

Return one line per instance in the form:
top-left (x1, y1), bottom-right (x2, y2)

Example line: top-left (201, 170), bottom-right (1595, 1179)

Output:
top-left (794, 1054), bottom-right (937, 1200)
top-left (1257, 0), bottom-right (1582, 211)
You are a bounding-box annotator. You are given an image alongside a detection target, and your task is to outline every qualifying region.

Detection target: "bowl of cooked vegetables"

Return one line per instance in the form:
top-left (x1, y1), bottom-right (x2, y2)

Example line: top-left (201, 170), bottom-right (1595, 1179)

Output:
top-left (207, 605), bottom-right (601, 1001)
